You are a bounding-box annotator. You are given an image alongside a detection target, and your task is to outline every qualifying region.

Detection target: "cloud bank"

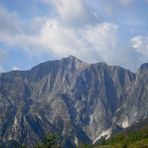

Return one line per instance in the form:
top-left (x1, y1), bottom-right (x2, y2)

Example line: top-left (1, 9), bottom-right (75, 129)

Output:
top-left (0, 0), bottom-right (148, 71)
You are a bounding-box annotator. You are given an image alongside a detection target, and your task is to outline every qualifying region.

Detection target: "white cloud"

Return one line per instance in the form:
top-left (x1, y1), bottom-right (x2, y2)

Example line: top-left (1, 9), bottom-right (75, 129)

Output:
top-left (0, 4), bottom-right (119, 63)
top-left (0, 1), bottom-right (147, 71)
top-left (51, 0), bottom-right (95, 26)
top-left (131, 36), bottom-right (148, 55)
top-left (131, 36), bottom-right (148, 63)
top-left (83, 23), bottom-right (118, 62)
top-left (12, 66), bottom-right (20, 71)
top-left (9, 20), bottom-right (118, 63)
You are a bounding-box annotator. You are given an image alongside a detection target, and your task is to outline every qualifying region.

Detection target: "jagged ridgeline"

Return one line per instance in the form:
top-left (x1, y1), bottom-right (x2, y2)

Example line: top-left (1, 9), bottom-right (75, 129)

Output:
top-left (0, 56), bottom-right (148, 147)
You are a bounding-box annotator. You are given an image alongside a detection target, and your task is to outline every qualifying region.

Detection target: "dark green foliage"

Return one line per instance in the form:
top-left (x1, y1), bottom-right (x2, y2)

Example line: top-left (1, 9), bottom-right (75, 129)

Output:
top-left (33, 133), bottom-right (59, 148)
top-left (43, 134), bottom-right (57, 147)
top-left (80, 144), bottom-right (92, 148)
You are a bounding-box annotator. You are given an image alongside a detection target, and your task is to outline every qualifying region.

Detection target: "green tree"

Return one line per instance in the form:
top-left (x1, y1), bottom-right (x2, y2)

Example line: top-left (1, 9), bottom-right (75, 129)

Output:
top-left (34, 133), bottom-right (59, 148)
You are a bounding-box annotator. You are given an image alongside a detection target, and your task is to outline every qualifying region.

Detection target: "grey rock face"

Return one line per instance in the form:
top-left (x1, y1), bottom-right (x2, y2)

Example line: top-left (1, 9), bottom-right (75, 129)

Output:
top-left (0, 56), bottom-right (147, 146)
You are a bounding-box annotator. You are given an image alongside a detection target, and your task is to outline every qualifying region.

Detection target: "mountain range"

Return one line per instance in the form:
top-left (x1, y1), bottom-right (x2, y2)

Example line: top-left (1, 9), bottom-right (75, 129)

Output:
top-left (0, 56), bottom-right (148, 147)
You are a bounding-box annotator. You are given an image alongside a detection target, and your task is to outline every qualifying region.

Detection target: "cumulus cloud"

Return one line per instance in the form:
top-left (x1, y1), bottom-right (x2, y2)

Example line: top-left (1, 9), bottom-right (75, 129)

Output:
top-left (0, 18), bottom-right (118, 62)
top-left (0, 0), bottom-right (147, 71)
top-left (131, 36), bottom-right (148, 62)
top-left (0, 3), bottom-right (119, 63)
top-left (51, 0), bottom-right (96, 26)
top-left (41, 21), bottom-right (118, 63)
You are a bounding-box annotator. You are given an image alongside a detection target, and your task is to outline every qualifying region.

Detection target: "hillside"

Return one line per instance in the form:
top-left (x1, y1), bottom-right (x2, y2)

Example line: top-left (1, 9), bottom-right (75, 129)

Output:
top-left (93, 118), bottom-right (148, 148)
top-left (0, 56), bottom-right (148, 147)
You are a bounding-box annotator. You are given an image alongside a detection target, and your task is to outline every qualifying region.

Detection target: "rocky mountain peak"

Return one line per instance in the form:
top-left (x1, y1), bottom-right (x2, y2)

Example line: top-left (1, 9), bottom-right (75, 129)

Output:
top-left (0, 56), bottom-right (147, 147)
top-left (62, 55), bottom-right (83, 63)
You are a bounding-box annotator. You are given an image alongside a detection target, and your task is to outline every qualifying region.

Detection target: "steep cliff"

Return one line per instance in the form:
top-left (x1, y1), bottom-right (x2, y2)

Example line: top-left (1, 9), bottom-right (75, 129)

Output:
top-left (0, 56), bottom-right (147, 147)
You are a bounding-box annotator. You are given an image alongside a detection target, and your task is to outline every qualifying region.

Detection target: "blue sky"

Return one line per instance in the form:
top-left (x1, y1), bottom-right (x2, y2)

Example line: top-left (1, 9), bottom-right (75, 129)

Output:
top-left (0, 0), bottom-right (148, 72)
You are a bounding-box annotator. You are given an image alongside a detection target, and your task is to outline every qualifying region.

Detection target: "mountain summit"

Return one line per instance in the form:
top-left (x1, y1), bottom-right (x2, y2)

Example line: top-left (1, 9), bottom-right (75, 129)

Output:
top-left (0, 56), bottom-right (147, 147)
